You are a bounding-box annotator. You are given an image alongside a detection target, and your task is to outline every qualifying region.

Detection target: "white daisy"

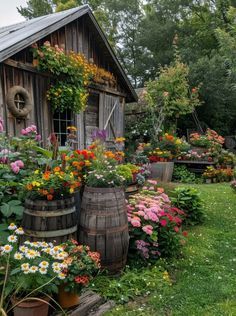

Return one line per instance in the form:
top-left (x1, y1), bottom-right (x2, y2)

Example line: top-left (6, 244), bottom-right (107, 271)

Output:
top-left (19, 246), bottom-right (28, 253)
top-left (8, 223), bottom-right (17, 230)
top-left (15, 227), bottom-right (24, 235)
top-left (58, 272), bottom-right (66, 280)
top-left (39, 267), bottom-right (47, 275)
top-left (14, 252), bottom-right (23, 260)
top-left (53, 266), bottom-right (61, 273)
top-left (39, 261), bottom-right (49, 268)
top-left (21, 263), bottom-right (30, 271)
top-left (29, 266), bottom-right (38, 273)
top-left (2, 244), bottom-right (13, 253)
top-left (7, 235), bottom-right (18, 243)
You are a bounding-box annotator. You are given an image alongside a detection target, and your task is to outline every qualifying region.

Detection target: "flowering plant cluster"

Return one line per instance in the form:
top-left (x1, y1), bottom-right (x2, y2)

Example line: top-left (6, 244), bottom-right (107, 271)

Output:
top-left (60, 240), bottom-right (100, 293)
top-left (190, 129), bottom-right (224, 149)
top-left (203, 166), bottom-right (233, 182)
top-left (0, 224), bottom-right (69, 299)
top-left (0, 122), bottom-right (44, 225)
top-left (177, 149), bottom-right (214, 162)
top-left (33, 42), bottom-right (116, 114)
top-left (148, 148), bottom-right (172, 162)
top-left (127, 180), bottom-right (187, 261)
top-left (24, 161), bottom-right (81, 200)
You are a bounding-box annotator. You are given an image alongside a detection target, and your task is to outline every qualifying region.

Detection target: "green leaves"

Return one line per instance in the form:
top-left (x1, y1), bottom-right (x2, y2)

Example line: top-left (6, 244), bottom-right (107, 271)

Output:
top-left (0, 200), bottom-right (24, 219)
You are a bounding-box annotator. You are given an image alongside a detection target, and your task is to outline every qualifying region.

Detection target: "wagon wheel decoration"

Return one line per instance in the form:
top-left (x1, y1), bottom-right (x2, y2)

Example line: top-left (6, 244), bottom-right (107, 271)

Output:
top-left (6, 86), bottom-right (32, 118)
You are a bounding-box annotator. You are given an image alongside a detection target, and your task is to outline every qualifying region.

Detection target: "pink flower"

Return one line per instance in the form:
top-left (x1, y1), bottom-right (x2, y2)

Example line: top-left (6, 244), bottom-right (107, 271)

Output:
top-left (146, 211), bottom-right (159, 222)
top-left (142, 225), bottom-right (153, 235)
top-left (15, 160), bottom-right (24, 168)
top-left (131, 217), bottom-right (141, 227)
top-left (21, 129), bottom-right (27, 135)
top-left (174, 226), bottom-right (179, 233)
top-left (147, 180), bottom-right (157, 185)
top-left (160, 219), bottom-right (167, 227)
top-left (10, 162), bottom-right (20, 174)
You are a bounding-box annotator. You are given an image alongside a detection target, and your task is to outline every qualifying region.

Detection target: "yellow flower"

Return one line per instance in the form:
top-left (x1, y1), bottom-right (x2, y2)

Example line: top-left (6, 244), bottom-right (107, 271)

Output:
top-left (34, 169), bottom-right (39, 174)
top-left (85, 160), bottom-right (91, 167)
top-left (67, 126), bottom-right (77, 131)
top-left (69, 187), bottom-right (75, 194)
top-left (32, 181), bottom-right (41, 187)
top-left (115, 137), bottom-right (125, 143)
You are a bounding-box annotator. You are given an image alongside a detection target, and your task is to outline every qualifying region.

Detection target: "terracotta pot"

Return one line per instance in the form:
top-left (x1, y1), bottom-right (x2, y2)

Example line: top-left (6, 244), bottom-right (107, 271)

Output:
top-left (11, 296), bottom-right (50, 316)
top-left (58, 285), bottom-right (80, 309)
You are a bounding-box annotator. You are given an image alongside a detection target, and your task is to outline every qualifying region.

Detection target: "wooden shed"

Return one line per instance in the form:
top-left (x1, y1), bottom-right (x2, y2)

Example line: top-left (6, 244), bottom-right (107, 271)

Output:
top-left (0, 5), bottom-right (137, 147)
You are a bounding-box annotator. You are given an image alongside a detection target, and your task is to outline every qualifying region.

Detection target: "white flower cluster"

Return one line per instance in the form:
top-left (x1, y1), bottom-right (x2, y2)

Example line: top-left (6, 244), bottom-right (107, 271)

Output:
top-left (0, 223), bottom-right (69, 280)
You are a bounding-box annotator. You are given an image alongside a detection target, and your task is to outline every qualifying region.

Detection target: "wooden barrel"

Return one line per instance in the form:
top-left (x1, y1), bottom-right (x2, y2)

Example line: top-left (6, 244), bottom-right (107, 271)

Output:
top-left (78, 186), bottom-right (129, 273)
top-left (22, 196), bottom-right (77, 244)
top-left (150, 162), bottom-right (174, 182)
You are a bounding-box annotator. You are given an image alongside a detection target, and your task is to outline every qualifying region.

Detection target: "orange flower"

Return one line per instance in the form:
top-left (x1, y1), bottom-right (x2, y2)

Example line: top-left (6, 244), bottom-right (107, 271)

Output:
top-left (47, 194), bottom-right (53, 201)
top-left (54, 166), bottom-right (61, 172)
top-left (26, 184), bottom-right (33, 191)
top-left (42, 172), bottom-right (50, 180)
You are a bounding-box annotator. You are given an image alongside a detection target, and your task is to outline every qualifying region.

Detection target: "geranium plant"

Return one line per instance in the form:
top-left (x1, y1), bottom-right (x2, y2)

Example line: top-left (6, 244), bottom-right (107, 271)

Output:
top-left (59, 240), bottom-right (100, 294)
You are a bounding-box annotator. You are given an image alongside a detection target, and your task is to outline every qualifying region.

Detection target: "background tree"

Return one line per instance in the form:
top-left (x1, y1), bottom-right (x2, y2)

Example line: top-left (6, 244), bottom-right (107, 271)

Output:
top-left (17, 0), bottom-right (54, 19)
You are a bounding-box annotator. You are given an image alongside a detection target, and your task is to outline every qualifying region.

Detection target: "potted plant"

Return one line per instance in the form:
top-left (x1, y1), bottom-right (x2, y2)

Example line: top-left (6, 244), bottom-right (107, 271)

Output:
top-left (22, 159), bottom-right (81, 243)
top-left (0, 224), bottom-right (67, 316)
top-left (57, 239), bottom-right (100, 309)
top-left (78, 131), bottom-right (130, 273)
top-left (148, 148), bottom-right (173, 181)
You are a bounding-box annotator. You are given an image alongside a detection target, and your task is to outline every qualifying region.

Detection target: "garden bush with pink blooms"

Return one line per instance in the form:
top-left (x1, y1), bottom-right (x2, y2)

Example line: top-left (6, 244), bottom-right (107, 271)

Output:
top-left (0, 120), bottom-right (44, 236)
top-left (127, 180), bottom-right (187, 261)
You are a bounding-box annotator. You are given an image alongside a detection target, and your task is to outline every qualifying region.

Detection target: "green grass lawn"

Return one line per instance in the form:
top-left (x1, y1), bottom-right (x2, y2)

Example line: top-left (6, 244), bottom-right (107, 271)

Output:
top-left (105, 183), bottom-right (236, 316)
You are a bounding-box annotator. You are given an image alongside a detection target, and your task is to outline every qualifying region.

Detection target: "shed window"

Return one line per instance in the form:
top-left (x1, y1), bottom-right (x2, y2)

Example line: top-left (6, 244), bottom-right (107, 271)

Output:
top-left (53, 110), bottom-right (72, 146)
top-left (14, 94), bottom-right (25, 110)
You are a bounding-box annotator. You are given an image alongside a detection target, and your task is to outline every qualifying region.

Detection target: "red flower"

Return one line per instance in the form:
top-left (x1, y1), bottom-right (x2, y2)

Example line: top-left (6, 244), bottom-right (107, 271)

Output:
top-left (182, 231), bottom-right (188, 237)
top-left (160, 219), bottom-right (167, 227)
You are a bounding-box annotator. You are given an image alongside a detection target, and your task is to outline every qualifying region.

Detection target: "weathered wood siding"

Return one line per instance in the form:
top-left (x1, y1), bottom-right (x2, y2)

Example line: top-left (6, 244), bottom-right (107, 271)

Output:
top-left (0, 15), bottom-right (127, 146)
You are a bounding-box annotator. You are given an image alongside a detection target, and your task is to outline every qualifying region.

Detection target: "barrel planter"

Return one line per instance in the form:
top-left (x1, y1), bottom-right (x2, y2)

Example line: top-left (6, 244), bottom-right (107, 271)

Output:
top-left (125, 183), bottom-right (139, 199)
top-left (78, 186), bottom-right (129, 273)
top-left (22, 196), bottom-right (77, 244)
top-left (150, 161), bottom-right (174, 182)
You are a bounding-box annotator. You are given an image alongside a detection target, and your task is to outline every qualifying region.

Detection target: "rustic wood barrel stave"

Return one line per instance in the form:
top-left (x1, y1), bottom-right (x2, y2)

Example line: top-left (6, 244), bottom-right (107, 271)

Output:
top-left (78, 186), bottom-right (129, 273)
top-left (22, 196), bottom-right (77, 244)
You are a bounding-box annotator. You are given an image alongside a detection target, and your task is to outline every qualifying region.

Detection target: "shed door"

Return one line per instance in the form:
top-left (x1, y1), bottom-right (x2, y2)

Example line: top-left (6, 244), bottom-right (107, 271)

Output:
top-left (84, 93), bottom-right (99, 147)
top-left (99, 94), bottom-right (123, 141)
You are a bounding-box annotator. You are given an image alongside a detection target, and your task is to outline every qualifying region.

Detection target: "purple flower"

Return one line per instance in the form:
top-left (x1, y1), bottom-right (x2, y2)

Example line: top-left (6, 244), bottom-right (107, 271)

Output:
top-left (92, 129), bottom-right (107, 142)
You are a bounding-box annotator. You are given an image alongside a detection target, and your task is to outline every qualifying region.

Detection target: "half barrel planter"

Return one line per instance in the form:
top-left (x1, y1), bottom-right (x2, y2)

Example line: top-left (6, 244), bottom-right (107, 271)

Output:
top-left (150, 161), bottom-right (174, 182)
top-left (22, 196), bottom-right (78, 244)
top-left (78, 186), bottom-right (129, 274)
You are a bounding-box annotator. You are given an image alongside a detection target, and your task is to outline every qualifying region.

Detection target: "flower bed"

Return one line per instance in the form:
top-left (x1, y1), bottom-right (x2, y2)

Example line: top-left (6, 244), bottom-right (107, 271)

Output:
top-left (127, 180), bottom-right (187, 261)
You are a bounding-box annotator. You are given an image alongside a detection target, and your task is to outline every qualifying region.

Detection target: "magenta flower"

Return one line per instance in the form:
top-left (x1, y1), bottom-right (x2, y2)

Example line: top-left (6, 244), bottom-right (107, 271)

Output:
top-left (160, 219), bottom-right (167, 227)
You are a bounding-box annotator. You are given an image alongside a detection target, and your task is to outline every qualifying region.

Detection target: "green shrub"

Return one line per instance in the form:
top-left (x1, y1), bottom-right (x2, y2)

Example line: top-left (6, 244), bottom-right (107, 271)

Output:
top-left (173, 165), bottom-right (203, 184)
top-left (171, 187), bottom-right (204, 225)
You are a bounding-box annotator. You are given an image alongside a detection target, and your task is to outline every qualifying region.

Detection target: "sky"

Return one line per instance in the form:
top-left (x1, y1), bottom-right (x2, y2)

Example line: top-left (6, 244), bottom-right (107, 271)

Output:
top-left (0, 0), bottom-right (27, 27)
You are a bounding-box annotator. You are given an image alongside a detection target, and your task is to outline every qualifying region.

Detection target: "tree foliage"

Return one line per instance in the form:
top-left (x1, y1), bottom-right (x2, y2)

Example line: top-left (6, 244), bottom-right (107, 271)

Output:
top-left (17, 0), bottom-right (54, 19)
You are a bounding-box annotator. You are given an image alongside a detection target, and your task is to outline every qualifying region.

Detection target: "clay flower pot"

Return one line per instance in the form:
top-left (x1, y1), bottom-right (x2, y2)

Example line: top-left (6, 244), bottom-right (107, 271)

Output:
top-left (58, 285), bottom-right (80, 309)
top-left (11, 297), bottom-right (50, 316)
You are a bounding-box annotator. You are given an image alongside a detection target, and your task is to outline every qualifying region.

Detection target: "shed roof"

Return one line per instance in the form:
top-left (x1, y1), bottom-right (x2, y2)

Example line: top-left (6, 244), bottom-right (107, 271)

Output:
top-left (0, 5), bottom-right (137, 102)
